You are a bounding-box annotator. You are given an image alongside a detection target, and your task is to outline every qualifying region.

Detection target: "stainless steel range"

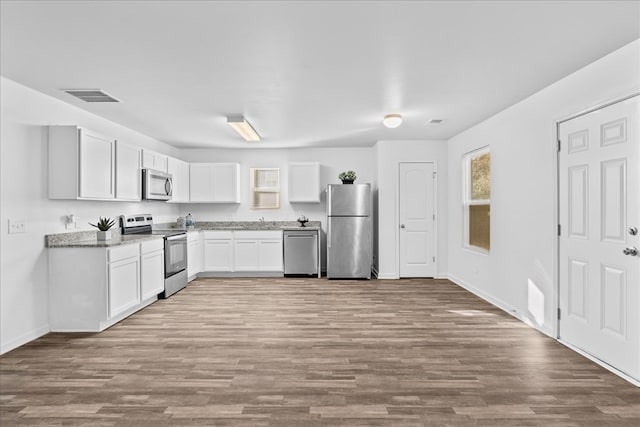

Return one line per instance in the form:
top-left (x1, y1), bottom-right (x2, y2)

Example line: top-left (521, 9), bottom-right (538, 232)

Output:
top-left (121, 214), bottom-right (188, 298)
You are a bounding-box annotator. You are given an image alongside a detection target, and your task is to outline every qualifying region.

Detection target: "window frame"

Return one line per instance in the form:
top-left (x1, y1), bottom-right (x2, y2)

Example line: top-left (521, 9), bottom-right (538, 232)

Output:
top-left (462, 146), bottom-right (491, 254)
top-left (250, 167), bottom-right (281, 210)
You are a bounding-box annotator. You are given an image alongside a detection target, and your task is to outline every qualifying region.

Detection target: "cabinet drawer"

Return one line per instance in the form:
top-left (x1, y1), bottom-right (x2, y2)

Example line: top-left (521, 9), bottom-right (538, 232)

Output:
top-left (234, 230), bottom-right (282, 240)
top-left (108, 244), bottom-right (140, 262)
top-left (140, 239), bottom-right (164, 254)
top-left (204, 231), bottom-right (233, 240)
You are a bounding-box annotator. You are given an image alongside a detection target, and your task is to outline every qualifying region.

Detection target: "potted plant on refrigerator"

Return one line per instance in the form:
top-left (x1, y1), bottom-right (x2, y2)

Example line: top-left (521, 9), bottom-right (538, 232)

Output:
top-left (338, 170), bottom-right (357, 184)
top-left (89, 217), bottom-right (116, 241)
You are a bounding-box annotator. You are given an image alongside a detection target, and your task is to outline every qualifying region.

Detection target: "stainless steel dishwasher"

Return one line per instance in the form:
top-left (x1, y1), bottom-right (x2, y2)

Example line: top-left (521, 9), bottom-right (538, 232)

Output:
top-left (284, 229), bottom-right (319, 276)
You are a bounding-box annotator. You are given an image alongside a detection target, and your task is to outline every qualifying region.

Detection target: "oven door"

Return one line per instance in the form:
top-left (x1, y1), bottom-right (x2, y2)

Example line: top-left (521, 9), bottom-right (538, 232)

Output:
top-left (165, 235), bottom-right (187, 277)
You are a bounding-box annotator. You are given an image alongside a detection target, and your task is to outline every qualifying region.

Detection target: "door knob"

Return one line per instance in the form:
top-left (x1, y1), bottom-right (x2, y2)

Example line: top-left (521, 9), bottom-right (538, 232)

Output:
top-left (629, 226), bottom-right (638, 236)
top-left (400, 224), bottom-right (406, 229)
top-left (623, 246), bottom-right (638, 256)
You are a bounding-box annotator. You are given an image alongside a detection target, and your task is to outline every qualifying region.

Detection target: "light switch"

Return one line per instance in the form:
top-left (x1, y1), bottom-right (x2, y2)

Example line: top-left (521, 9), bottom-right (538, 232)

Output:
top-left (8, 219), bottom-right (26, 234)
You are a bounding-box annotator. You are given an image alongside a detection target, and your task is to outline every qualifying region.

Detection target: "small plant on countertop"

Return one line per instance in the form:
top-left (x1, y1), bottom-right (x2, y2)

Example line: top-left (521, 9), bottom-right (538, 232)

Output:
top-left (89, 217), bottom-right (115, 231)
top-left (338, 170), bottom-right (357, 183)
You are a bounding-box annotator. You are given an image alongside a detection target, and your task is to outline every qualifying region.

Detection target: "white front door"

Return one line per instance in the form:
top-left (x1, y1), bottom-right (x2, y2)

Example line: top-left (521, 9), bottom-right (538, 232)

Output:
top-left (399, 162), bottom-right (436, 277)
top-left (558, 95), bottom-right (639, 381)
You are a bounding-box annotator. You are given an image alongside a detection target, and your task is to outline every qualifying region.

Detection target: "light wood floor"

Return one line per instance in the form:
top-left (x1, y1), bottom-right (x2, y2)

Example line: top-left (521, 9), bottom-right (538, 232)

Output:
top-left (1, 278), bottom-right (639, 426)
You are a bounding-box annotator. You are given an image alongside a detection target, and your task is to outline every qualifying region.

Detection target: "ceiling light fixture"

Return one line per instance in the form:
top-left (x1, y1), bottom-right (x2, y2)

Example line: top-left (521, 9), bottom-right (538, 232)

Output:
top-left (227, 116), bottom-right (260, 141)
top-left (382, 113), bottom-right (402, 128)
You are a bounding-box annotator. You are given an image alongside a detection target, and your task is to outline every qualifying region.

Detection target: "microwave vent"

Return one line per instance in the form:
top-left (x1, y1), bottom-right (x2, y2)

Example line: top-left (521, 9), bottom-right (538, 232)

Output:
top-left (62, 89), bottom-right (121, 103)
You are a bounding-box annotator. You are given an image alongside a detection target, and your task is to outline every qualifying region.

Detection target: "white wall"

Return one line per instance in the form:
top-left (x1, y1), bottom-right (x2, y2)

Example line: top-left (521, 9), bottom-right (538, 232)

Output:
top-left (0, 77), bottom-right (181, 354)
top-left (375, 140), bottom-right (448, 279)
top-left (179, 147), bottom-right (376, 270)
top-left (446, 39), bottom-right (640, 337)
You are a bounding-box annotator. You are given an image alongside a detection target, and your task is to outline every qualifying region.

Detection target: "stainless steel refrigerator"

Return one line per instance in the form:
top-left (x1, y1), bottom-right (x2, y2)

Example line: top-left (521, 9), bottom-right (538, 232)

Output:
top-left (326, 183), bottom-right (372, 279)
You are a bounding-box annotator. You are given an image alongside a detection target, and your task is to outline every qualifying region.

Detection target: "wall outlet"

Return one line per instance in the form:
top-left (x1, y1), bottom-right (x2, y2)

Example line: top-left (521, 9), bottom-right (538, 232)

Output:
top-left (8, 219), bottom-right (26, 234)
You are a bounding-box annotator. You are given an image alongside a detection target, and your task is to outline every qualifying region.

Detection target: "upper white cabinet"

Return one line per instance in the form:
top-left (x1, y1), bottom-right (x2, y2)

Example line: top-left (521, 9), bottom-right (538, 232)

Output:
top-left (115, 141), bottom-right (141, 201)
top-left (288, 162), bottom-right (321, 203)
top-left (142, 149), bottom-right (168, 173)
top-left (167, 157), bottom-right (190, 203)
top-left (190, 163), bottom-right (240, 203)
top-left (49, 126), bottom-right (116, 200)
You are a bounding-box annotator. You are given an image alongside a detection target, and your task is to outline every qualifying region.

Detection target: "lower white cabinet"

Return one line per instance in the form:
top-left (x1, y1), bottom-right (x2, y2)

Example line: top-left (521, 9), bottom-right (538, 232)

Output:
top-left (234, 231), bottom-right (283, 272)
top-left (203, 231), bottom-right (234, 272)
top-left (233, 238), bottom-right (259, 271)
top-left (258, 239), bottom-right (284, 271)
top-left (187, 231), bottom-right (203, 279)
top-left (48, 239), bottom-right (164, 332)
top-left (140, 240), bottom-right (165, 300)
top-left (198, 230), bottom-right (283, 274)
top-left (108, 253), bottom-right (140, 318)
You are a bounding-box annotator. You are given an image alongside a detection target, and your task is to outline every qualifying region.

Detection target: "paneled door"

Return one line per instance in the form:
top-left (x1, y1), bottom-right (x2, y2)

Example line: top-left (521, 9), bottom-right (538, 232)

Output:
top-left (399, 162), bottom-right (435, 277)
top-left (558, 95), bottom-right (639, 381)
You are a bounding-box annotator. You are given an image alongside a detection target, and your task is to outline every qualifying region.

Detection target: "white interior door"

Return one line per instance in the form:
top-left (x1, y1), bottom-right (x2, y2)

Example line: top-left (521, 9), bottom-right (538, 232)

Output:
top-left (558, 95), bottom-right (639, 381)
top-left (399, 162), bottom-right (435, 277)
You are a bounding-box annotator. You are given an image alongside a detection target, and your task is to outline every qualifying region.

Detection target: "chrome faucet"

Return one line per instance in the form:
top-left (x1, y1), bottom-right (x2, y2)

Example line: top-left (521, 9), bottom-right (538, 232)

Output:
top-left (259, 217), bottom-right (265, 224)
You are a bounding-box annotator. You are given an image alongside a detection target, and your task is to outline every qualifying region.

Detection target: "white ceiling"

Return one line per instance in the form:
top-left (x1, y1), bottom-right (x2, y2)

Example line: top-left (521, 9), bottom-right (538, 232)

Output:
top-left (1, 1), bottom-right (638, 149)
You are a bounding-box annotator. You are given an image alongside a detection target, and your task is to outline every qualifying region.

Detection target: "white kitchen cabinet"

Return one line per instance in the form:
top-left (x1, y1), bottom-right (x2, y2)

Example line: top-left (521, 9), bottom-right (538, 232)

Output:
top-left (115, 141), bottom-right (141, 201)
top-left (167, 157), bottom-right (190, 203)
top-left (48, 239), bottom-right (163, 332)
top-left (189, 163), bottom-right (240, 203)
top-left (233, 238), bottom-right (259, 271)
top-left (288, 162), bottom-right (321, 203)
top-left (232, 231), bottom-right (283, 272)
top-left (140, 240), bottom-right (165, 300)
top-left (142, 149), bottom-right (168, 172)
top-left (203, 231), bottom-right (234, 271)
top-left (258, 238), bottom-right (284, 271)
top-left (187, 231), bottom-right (203, 280)
top-left (48, 125), bottom-right (116, 200)
top-left (108, 246), bottom-right (141, 318)
top-left (189, 163), bottom-right (212, 202)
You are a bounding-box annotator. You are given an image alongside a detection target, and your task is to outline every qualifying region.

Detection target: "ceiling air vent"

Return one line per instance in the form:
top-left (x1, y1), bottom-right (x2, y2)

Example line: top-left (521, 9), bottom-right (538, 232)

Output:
top-left (426, 118), bottom-right (444, 125)
top-left (62, 89), bottom-right (121, 103)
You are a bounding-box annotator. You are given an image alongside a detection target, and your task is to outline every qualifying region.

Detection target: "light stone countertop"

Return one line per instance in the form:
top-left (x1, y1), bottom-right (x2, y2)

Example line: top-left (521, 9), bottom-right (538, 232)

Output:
top-left (46, 221), bottom-right (322, 248)
top-left (45, 230), bottom-right (163, 248)
top-left (156, 221), bottom-right (322, 232)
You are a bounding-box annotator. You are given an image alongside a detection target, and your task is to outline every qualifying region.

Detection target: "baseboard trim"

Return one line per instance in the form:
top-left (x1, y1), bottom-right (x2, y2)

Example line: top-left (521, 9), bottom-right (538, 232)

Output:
top-left (558, 340), bottom-right (640, 387)
top-left (447, 274), bottom-right (554, 339)
top-left (1, 324), bottom-right (49, 355)
top-left (198, 271), bottom-right (284, 278)
top-left (376, 273), bottom-right (398, 280)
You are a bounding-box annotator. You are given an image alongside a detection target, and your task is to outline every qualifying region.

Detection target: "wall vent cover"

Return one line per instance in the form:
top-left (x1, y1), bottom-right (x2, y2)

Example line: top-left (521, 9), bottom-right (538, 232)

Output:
top-left (62, 89), bottom-right (120, 103)
top-left (426, 118), bottom-right (444, 125)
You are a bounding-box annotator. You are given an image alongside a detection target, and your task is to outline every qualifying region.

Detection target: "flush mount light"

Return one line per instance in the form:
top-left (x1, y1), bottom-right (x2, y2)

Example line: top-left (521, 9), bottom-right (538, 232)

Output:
top-left (227, 116), bottom-right (260, 141)
top-left (382, 113), bottom-right (402, 128)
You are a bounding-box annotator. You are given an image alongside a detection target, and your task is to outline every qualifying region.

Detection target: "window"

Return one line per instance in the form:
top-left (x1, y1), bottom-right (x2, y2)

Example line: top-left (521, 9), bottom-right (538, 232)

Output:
top-left (250, 168), bottom-right (280, 209)
top-left (463, 148), bottom-right (490, 252)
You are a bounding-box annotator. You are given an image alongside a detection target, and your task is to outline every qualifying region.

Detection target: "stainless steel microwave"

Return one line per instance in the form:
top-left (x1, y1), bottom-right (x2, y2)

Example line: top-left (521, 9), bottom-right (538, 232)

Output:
top-left (142, 169), bottom-right (173, 201)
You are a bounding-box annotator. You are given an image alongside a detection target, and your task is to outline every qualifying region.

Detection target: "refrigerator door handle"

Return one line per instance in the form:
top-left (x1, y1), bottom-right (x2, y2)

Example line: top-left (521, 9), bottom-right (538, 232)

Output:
top-left (327, 220), bottom-right (331, 248)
